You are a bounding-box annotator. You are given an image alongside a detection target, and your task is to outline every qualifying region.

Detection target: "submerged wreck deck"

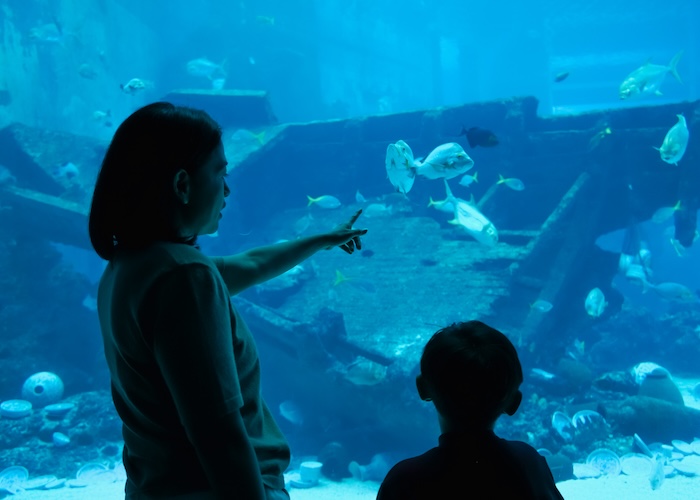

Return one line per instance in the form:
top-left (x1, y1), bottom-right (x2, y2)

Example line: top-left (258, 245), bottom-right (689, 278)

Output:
top-left (1, 95), bottom-right (698, 453)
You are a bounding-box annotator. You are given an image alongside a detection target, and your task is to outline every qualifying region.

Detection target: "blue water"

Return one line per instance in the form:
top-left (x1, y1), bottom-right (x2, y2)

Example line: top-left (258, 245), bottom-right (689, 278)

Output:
top-left (0, 1), bottom-right (699, 498)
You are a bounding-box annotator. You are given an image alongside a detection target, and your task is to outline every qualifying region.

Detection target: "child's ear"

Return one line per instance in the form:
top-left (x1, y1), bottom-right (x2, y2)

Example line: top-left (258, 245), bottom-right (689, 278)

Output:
top-left (504, 390), bottom-right (522, 416)
top-left (416, 374), bottom-right (431, 401)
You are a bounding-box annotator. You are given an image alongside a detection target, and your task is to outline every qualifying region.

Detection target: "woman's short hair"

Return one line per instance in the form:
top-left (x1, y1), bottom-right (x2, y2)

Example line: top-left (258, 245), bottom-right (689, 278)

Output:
top-left (88, 102), bottom-right (222, 260)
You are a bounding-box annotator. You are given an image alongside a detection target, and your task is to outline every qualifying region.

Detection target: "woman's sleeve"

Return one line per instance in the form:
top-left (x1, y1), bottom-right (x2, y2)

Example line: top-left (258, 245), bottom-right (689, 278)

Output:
top-left (147, 263), bottom-right (243, 426)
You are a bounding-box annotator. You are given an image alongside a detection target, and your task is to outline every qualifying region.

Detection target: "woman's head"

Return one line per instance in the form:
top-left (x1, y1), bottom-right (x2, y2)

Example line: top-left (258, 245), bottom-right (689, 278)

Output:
top-left (417, 321), bottom-right (523, 427)
top-left (89, 102), bottom-right (226, 260)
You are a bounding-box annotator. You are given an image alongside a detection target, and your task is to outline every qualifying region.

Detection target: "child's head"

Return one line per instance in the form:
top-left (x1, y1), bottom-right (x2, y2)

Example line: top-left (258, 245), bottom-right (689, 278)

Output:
top-left (416, 320), bottom-right (523, 428)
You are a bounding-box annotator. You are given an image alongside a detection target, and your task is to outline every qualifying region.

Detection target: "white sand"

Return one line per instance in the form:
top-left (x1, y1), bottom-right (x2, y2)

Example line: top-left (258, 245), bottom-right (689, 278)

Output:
top-left (10, 475), bottom-right (700, 499)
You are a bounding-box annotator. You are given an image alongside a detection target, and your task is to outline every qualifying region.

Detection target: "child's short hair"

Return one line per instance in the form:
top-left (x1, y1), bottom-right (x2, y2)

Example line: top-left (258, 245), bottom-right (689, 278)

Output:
top-left (420, 320), bottom-right (523, 423)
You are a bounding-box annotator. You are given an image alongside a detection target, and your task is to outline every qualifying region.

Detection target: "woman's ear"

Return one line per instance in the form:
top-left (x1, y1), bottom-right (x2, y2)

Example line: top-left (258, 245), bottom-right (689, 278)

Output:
top-left (173, 169), bottom-right (191, 205)
top-left (416, 374), bottom-right (432, 402)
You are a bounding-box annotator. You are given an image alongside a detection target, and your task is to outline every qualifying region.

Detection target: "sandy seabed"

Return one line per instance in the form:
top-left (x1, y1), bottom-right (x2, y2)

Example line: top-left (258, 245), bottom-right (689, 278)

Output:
top-left (8, 474), bottom-right (700, 500)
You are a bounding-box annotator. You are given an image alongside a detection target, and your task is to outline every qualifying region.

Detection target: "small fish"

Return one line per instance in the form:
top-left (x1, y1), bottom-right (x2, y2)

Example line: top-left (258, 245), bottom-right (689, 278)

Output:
top-left (28, 23), bottom-right (64, 44)
top-left (256, 15), bottom-right (275, 25)
top-left (459, 171), bottom-right (478, 187)
top-left (120, 78), bottom-right (151, 95)
top-left (361, 249), bottom-right (374, 258)
top-left (655, 114), bottom-right (689, 165)
top-left (530, 368), bottom-right (556, 381)
top-left (363, 203), bottom-right (393, 218)
top-left (52, 162), bottom-right (80, 180)
top-left (460, 127), bottom-right (499, 148)
top-left (530, 300), bottom-right (553, 313)
top-left (566, 338), bottom-right (585, 361)
top-left (584, 287), bottom-right (607, 317)
top-left (619, 51), bottom-right (683, 100)
top-left (554, 71), bottom-right (570, 83)
top-left (497, 174), bottom-right (525, 191)
top-left (279, 400), bottom-right (304, 425)
top-left (307, 194), bottom-right (341, 209)
top-left (92, 109), bottom-right (112, 127)
top-left (231, 129), bottom-right (266, 145)
top-left (355, 190), bottom-right (367, 204)
top-left (344, 357), bottom-right (387, 386)
top-left (651, 201), bottom-right (681, 223)
top-left (649, 456), bottom-right (665, 490)
top-left (82, 294), bottom-right (97, 312)
top-left (651, 282), bottom-right (696, 302)
top-left (588, 126), bottom-right (612, 150)
top-left (78, 63), bottom-right (99, 79)
top-left (186, 58), bottom-right (227, 80)
top-left (294, 213), bottom-right (314, 235)
top-left (334, 270), bottom-right (376, 293)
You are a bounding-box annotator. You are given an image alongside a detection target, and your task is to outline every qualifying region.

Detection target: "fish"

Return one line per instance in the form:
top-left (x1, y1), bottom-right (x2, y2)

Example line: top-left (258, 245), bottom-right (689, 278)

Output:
top-left (434, 180), bottom-right (497, 246)
top-left (412, 142), bottom-right (474, 180)
top-left (361, 250), bottom-right (374, 258)
top-left (28, 22), bottom-right (64, 44)
top-left (554, 71), bottom-right (570, 83)
top-left (584, 287), bottom-right (607, 317)
top-left (344, 357), bottom-right (387, 386)
top-left (530, 368), bottom-right (556, 381)
top-left (649, 456), bottom-right (665, 491)
top-left (651, 201), bottom-right (681, 223)
top-left (619, 51), bottom-right (683, 100)
top-left (92, 110), bottom-right (113, 127)
top-left (362, 203), bottom-right (393, 218)
top-left (355, 190), bottom-right (367, 204)
top-left (388, 140), bottom-right (474, 186)
top-left (460, 127), bottom-right (499, 148)
top-left (186, 58), bottom-right (227, 80)
top-left (385, 141), bottom-right (416, 194)
top-left (307, 194), bottom-right (341, 209)
top-left (334, 270), bottom-right (377, 293)
top-left (651, 282), bottom-right (696, 302)
top-left (257, 15), bottom-right (275, 25)
top-left (82, 294), bottom-right (97, 312)
top-left (78, 63), bottom-right (99, 80)
top-left (459, 171), bottom-right (478, 187)
top-left (119, 78), bottom-right (152, 95)
top-left (231, 129), bottom-right (266, 145)
top-left (655, 115), bottom-right (689, 165)
top-left (497, 174), bottom-right (525, 191)
top-left (294, 213), bottom-right (314, 235)
top-left (530, 300), bottom-right (553, 313)
top-left (279, 400), bottom-right (304, 425)
top-left (588, 126), bottom-right (612, 150)
top-left (52, 162), bottom-right (80, 180)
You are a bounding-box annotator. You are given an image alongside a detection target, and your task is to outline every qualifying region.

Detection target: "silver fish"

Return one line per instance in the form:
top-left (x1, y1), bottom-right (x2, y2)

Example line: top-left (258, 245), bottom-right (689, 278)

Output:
top-left (655, 115), bottom-right (689, 165)
top-left (619, 51), bottom-right (683, 100)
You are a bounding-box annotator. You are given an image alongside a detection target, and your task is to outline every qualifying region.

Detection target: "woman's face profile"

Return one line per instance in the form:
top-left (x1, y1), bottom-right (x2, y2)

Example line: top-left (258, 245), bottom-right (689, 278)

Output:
top-left (186, 141), bottom-right (230, 236)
